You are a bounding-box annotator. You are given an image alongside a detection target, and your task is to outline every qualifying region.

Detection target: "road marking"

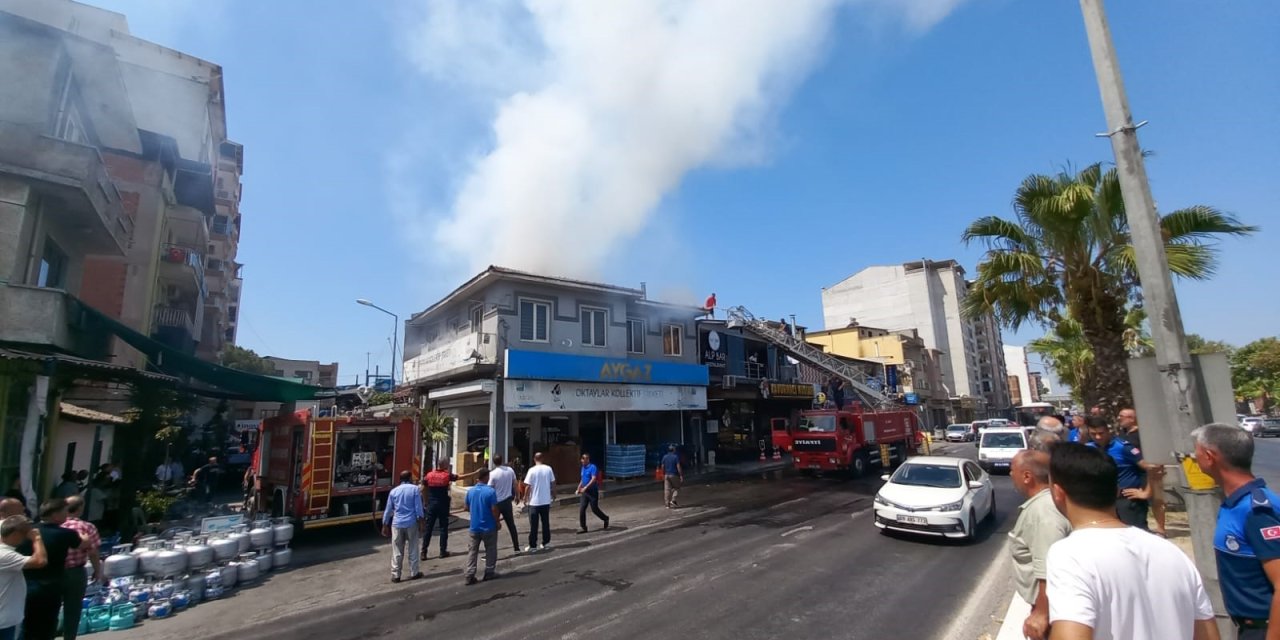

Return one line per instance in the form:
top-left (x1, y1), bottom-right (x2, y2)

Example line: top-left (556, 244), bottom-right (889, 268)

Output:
top-left (771, 497), bottom-right (808, 510)
top-left (780, 525), bottom-right (813, 537)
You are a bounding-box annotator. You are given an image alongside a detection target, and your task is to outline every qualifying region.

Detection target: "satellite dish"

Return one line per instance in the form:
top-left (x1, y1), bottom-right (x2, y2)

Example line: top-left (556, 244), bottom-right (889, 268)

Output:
top-left (355, 386), bottom-right (374, 403)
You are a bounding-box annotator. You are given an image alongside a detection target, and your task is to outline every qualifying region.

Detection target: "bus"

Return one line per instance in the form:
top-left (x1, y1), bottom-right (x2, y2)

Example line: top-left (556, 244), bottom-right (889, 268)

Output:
top-left (1015, 402), bottom-right (1056, 427)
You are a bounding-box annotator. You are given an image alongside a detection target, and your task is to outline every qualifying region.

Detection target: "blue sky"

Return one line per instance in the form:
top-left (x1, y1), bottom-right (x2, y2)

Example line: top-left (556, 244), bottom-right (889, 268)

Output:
top-left (91, 0), bottom-right (1277, 387)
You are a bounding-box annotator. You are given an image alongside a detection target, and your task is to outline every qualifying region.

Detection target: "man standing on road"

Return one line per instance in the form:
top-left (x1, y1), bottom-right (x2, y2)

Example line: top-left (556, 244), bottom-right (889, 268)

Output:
top-left (1192, 423), bottom-right (1280, 639)
top-left (999, 450), bottom-right (1071, 640)
top-left (523, 452), bottom-right (555, 552)
top-left (1045, 443), bottom-right (1218, 640)
top-left (420, 459), bottom-right (477, 560)
top-left (190, 457), bottom-right (219, 503)
top-left (488, 456), bottom-right (521, 554)
top-left (1117, 407), bottom-right (1166, 537)
top-left (575, 453), bottom-right (609, 534)
top-left (1029, 417), bottom-right (1066, 452)
top-left (464, 468), bottom-right (501, 585)
top-left (1, 516), bottom-right (47, 640)
top-left (381, 471), bottom-right (423, 583)
top-left (19, 500), bottom-right (83, 640)
top-left (61, 496), bottom-right (101, 640)
top-left (1084, 417), bottom-right (1148, 530)
top-left (1068, 415), bottom-right (1085, 443)
top-left (661, 445), bottom-right (683, 509)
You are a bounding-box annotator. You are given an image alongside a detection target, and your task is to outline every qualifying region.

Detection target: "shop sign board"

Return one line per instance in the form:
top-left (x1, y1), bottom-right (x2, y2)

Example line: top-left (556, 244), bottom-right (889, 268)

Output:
top-left (761, 382), bottom-right (816, 399)
top-left (701, 330), bottom-right (728, 371)
top-left (504, 380), bottom-right (707, 412)
top-left (505, 349), bottom-right (709, 386)
top-left (200, 514), bottom-right (245, 534)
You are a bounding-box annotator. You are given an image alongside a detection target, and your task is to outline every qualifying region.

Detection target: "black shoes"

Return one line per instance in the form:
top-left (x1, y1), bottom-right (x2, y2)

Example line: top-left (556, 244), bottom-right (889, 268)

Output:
top-left (439, 551), bottom-right (451, 558)
top-left (603, 517), bottom-right (610, 530)
top-left (465, 576), bottom-right (478, 586)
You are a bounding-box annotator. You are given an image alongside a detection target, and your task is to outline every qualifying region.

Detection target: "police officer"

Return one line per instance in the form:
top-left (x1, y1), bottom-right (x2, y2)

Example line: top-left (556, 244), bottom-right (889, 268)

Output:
top-left (420, 459), bottom-right (480, 559)
top-left (1192, 423), bottom-right (1280, 639)
top-left (1084, 416), bottom-right (1148, 529)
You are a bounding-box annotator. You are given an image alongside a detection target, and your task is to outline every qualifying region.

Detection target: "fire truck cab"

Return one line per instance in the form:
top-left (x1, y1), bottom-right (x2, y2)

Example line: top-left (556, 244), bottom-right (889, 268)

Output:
top-left (255, 410), bottom-right (420, 529)
top-left (789, 406), bottom-right (919, 477)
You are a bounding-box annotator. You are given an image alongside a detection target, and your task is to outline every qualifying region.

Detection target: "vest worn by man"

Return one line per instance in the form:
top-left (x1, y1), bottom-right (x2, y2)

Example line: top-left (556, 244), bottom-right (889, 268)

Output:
top-left (423, 469), bottom-right (457, 504)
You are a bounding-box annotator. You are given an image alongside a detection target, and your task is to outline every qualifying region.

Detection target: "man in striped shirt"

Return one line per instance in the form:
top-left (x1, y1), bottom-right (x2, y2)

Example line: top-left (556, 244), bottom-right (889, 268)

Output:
top-left (60, 497), bottom-right (100, 640)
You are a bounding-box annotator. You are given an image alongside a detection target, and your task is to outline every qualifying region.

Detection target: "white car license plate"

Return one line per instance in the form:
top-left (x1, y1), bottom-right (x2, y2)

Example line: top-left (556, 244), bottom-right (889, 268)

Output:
top-left (897, 515), bottom-right (927, 525)
top-left (994, 461), bottom-right (1009, 467)
top-left (808, 464), bottom-right (822, 469)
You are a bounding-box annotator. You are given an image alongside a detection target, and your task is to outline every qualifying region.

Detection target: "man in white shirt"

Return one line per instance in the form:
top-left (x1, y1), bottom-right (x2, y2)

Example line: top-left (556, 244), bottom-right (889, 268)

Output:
top-left (1045, 442), bottom-right (1219, 640)
top-left (1, 515), bottom-right (48, 640)
top-left (488, 456), bottom-right (521, 554)
top-left (522, 452), bottom-right (556, 553)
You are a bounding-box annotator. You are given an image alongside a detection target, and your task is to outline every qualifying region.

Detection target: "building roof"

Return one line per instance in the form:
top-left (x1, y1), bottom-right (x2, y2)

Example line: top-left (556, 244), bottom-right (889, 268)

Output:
top-left (408, 266), bottom-right (696, 323)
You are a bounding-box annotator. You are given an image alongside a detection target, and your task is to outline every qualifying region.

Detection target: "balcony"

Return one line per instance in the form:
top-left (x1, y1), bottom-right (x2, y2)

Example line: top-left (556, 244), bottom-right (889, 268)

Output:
top-left (166, 204), bottom-right (209, 248)
top-left (403, 332), bottom-right (498, 386)
top-left (0, 121), bottom-right (131, 255)
top-left (0, 285), bottom-right (110, 358)
top-left (158, 244), bottom-right (206, 297)
top-left (153, 305), bottom-right (195, 334)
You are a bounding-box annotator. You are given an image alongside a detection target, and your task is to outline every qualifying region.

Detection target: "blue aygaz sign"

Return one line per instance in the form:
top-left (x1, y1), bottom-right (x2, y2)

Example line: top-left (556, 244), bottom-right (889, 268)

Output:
top-left (504, 349), bottom-right (709, 386)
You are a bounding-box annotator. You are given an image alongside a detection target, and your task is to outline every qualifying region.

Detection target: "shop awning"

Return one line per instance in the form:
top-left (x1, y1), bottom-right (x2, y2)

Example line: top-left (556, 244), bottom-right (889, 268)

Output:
top-left (76, 302), bottom-right (325, 402)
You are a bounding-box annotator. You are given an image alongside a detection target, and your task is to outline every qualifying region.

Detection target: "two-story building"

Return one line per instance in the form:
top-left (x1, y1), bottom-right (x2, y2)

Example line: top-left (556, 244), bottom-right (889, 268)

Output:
top-left (402, 267), bottom-right (708, 476)
top-left (695, 320), bottom-right (817, 462)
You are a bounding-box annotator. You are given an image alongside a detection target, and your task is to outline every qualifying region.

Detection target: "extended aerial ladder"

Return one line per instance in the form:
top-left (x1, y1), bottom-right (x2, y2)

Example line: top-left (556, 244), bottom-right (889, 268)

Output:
top-left (725, 306), bottom-right (893, 408)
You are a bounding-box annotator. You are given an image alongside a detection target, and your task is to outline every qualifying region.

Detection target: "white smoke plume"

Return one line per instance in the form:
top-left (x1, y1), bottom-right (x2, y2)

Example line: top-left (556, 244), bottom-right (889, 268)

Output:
top-left (398, 0), bottom-right (967, 278)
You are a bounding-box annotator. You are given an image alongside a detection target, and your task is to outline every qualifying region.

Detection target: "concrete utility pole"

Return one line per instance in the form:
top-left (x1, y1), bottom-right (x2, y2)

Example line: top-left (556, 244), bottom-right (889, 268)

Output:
top-left (1077, 0), bottom-right (1229, 636)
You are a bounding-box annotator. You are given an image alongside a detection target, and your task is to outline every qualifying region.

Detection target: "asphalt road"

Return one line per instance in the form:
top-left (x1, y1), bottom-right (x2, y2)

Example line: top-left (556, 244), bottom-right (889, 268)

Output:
top-left (204, 442), bottom-right (1020, 640)
top-left (1252, 435), bottom-right (1280, 486)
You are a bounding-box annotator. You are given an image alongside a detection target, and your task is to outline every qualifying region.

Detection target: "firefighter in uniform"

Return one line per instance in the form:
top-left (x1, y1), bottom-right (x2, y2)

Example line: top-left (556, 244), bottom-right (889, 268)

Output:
top-left (420, 459), bottom-right (480, 559)
top-left (1193, 423), bottom-right (1280, 639)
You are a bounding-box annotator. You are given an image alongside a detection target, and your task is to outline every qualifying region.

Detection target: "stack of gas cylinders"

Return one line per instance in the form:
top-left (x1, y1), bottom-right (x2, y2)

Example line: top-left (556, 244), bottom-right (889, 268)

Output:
top-left (82, 518), bottom-right (294, 631)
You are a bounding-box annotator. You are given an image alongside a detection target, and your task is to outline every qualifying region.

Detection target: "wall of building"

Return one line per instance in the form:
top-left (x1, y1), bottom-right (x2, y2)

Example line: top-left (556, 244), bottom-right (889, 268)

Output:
top-left (1004, 345), bottom-right (1031, 407)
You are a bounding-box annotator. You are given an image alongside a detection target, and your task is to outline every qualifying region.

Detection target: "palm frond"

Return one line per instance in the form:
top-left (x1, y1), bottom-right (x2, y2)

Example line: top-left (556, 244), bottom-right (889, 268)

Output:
top-left (1160, 206), bottom-right (1259, 242)
top-left (962, 216), bottom-right (1038, 251)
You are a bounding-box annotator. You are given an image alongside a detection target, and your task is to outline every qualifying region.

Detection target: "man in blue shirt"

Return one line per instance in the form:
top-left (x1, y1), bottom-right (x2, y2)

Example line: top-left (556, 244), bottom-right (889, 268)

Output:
top-left (1085, 417), bottom-right (1148, 530)
top-left (576, 453), bottom-right (609, 534)
top-left (381, 471), bottom-right (424, 583)
top-left (1067, 414), bottom-right (1085, 443)
top-left (1194, 422), bottom-right (1280, 639)
top-left (464, 468), bottom-right (501, 585)
top-left (661, 445), bottom-right (683, 509)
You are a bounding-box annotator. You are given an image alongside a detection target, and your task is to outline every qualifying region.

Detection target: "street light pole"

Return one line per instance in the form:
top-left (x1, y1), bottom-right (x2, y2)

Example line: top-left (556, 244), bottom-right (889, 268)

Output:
top-left (356, 299), bottom-right (398, 390)
top-left (1077, 1), bottom-right (1226, 635)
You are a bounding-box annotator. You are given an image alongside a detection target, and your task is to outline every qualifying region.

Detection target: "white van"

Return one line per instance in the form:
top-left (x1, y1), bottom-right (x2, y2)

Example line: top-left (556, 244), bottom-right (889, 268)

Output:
top-left (978, 427), bottom-right (1027, 474)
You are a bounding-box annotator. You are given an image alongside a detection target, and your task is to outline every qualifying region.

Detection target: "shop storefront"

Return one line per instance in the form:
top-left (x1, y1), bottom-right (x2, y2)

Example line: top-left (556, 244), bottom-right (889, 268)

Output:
top-left (502, 350), bottom-right (708, 480)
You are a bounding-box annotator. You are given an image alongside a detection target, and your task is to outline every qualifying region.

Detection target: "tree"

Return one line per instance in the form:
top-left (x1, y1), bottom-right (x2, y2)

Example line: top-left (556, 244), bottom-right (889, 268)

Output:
top-left (1186, 333), bottom-right (1235, 356)
top-left (115, 381), bottom-right (196, 536)
top-left (1232, 337), bottom-right (1280, 411)
top-left (963, 162), bottom-right (1256, 418)
top-left (420, 408), bottom-right (454, 467)
top-left (1028, 317), bottom-right (1093, 404)
top-left (221, 345), bottom-right (273, 375)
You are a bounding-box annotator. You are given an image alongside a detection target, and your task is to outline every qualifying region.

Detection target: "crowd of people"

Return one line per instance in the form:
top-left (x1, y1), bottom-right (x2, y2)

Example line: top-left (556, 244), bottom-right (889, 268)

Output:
top-left (0, 496), bottom-right (103, 640)
top-left (1002, 408), bottom-right (1278, 640)
top-left (382, 447), bottom-right (646, 586)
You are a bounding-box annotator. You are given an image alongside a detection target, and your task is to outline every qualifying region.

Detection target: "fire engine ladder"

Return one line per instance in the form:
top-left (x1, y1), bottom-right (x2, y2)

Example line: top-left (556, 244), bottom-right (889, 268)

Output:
top-left (725, 305), bottom-right (893, 408)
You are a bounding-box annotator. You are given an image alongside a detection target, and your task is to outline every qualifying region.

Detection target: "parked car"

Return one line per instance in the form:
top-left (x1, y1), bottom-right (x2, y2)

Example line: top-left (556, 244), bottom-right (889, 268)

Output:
top-left (1243, 417), bottom-right (1265, 434)
top-left (873, 456), bottom-right (995, 540)
top-left (978, 427), bottom-right (1028, 474)
top-left (945, 424), bottom-right (974, 443)
top-left (1258, 418), bottom-right (1280, 438)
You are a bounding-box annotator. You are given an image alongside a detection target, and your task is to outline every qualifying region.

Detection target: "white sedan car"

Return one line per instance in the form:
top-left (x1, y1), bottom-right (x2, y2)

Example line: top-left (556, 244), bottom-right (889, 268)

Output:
top-left (873, 456), bottom-right (995, 540)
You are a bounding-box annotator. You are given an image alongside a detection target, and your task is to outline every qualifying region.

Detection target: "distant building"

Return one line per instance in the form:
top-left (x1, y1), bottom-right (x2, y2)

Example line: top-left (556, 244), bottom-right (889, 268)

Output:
top-left (820, 259), bottom-right (1011, 421)
top-left (805, 323), bottom-right (948, 428)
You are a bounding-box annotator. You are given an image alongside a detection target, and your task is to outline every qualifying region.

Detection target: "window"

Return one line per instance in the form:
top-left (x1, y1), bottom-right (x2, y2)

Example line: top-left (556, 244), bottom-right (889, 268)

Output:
top-left (581, 307), bottom-right (607, 348)
top-left (207, 257), bottom-right (224, 272)
top-left (293, 370), bottom-right (313, 382)
top-left (53, 73), bottom-right (87, 145)
top-left (519, 299), bottom-right (550, 342)
top-left (470, 305), bottom-right (484, 333)
top-left (37, 239), bottom-right (68, 289)
top-left (626, 319), bottom-right (645, 354)
top-left (228, 306), bottom-right (238, 322)
top-left (212, 215), bottom-right (230, 236)
top-left (662, 324), bottom-right (683, 356)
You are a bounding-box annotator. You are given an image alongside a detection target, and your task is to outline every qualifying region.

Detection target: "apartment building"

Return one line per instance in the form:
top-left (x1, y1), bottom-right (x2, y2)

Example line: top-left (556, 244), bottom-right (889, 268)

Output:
top-left (820, 259), bottom-right (1010, 421)
top-left (403, 267), bottom-right (708, 473)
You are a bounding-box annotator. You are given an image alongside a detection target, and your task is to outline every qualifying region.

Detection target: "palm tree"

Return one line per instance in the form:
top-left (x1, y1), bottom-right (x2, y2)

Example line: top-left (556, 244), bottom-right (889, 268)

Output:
top-left (963, 163), bottom-right (1256, 418)
top-left (419, 408), bottom-right (454, 467)
top-left (1028, 317), bottom-right (1093, 404)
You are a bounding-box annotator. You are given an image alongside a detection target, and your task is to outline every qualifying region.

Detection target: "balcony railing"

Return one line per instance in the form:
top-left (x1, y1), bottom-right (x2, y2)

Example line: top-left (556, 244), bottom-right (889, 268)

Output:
top-left (161, 244), bottom-right (207, 297)
top-left (153, 305), bottom-right (195, 334)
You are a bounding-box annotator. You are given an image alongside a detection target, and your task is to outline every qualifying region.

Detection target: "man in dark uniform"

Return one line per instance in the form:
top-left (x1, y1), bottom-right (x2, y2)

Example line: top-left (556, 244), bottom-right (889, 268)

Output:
top-left (1193, 422), bottom-right (1280, 639)
top-left (420, 460), bottom-right (480, 559)
top-left (1084, 416), bottom-right (1148, 529)
top-left (18, 499), bottom-right (83, 640)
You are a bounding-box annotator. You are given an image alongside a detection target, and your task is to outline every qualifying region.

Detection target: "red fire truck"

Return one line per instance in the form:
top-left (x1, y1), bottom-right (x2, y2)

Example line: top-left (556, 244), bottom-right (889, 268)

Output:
top-left (787, 406), bottom-right (919, 476)
top-left (254, 410), bottom-right (421, 529)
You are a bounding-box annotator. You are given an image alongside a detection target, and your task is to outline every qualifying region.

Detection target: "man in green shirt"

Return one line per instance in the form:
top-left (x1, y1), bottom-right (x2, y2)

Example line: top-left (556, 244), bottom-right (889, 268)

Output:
top-left (1001, 450), bottom-right (1071, 640)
